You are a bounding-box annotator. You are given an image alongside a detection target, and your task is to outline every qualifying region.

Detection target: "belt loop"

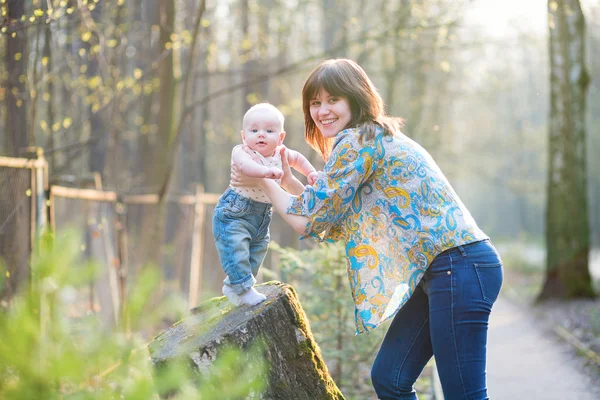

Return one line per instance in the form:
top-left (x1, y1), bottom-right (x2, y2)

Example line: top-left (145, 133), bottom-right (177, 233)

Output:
top-left (457, 245), bottom-right (467, 258)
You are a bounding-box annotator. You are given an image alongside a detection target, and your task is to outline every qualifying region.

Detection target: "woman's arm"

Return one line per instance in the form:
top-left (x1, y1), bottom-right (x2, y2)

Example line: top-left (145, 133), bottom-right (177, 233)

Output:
top-left (231, 147), bottom-right (308, 233)
top-left (234, 145), bottom-right (304, 193)
top-left (259, 179), bottom-right (308, 234)
top-left (238, 132), bottom-right (379, 240)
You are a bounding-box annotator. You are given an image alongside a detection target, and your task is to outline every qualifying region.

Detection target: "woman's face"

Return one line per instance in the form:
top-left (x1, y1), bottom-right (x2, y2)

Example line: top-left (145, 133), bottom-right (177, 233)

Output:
top-left (309, 88), bottom-right (352, 139)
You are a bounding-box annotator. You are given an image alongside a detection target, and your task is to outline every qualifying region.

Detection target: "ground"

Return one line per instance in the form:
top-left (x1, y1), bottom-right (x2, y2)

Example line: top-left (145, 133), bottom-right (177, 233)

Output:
top-left (499, 244), bottom-right (600, 384)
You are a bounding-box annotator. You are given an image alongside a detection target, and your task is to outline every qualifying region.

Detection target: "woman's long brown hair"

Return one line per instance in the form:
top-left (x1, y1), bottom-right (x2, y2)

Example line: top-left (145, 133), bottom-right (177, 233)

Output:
top-left (302, 59), bottom-right (404, 160)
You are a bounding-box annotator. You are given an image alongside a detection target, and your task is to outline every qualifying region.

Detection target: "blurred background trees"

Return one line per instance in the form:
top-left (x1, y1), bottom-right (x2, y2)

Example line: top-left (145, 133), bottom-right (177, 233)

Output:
top-left (1, 0), bottom-right (598, 303)
top-left (2, 0), bottom-right (599, 397)
top-left (540, 0), bottom-right (594, 299)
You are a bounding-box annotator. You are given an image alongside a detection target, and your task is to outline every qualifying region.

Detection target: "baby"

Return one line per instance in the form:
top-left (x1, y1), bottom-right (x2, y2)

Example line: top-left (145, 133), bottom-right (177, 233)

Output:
top-left (212, 103), bottom-right (318, 306)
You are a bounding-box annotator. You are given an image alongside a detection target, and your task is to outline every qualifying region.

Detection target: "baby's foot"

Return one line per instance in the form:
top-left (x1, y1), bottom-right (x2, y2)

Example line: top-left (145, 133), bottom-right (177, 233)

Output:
top-left (239, 287), bottom-right (266, 306)
top-left (222, 285), bottom-right (242, 307)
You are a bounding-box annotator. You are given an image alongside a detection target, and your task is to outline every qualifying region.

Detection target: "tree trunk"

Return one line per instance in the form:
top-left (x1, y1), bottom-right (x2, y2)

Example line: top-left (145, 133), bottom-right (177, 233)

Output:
top-left (154, 0), bottom-right (176, 188)
top-left (138, 0), bottom-right (176, 271)
top-left (240, 0), bottom-right (256, 108)
top-left (382, 2), bottom-right (411, 116)
top-left (198, 49), bottom-right (210, 191)
top-left (539, 0), bottom-right (595, 299)
top-left (5, 0), bottom-right (29, 155)
top-left (148, 282), bottom-right (345, 400)
top-left (322, 0), bottom-right (347, 57)
top-left (43, 3), bottom-right (56, 173)
top-left (136, 0), bottom-right (157, 184)
top-left (85, 3), bottom-right (107, 177)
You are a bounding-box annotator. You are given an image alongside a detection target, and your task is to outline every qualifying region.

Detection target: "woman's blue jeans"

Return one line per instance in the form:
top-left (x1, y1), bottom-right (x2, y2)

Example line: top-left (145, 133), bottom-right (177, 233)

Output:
top-left (371, 239), bottom-right (503, 400)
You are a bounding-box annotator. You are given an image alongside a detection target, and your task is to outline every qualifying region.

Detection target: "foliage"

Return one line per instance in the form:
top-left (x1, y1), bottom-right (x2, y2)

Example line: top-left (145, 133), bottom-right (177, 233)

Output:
top-left (270, 241), bottom-right (439, 399)
top-left (270, 241), bottom-right (387, 399)
top-left (0, 231), bottom-right (266, 399)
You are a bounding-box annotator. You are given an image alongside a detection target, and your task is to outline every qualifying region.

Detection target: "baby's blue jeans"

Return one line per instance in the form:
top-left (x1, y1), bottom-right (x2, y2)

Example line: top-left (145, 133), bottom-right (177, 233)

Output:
top-left (212, 188), bottom-right (272, 295)
top-left (371, 239), bottom-right (503, 400)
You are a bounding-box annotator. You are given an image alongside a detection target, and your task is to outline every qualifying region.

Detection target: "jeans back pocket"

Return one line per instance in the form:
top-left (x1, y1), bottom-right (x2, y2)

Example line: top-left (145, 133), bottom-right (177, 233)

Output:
top-left (474, 262), bottom-right (503, 305)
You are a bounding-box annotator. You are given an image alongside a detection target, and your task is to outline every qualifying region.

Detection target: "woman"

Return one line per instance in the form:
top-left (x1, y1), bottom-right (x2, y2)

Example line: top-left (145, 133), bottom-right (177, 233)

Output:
top-left (236, 59), bottom-right (503, 400)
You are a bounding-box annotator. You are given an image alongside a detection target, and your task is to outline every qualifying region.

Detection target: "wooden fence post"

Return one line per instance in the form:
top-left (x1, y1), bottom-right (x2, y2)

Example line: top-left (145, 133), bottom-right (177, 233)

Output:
top-left (188, 184), bottom-right (206, 308)
top-left (33, 148), bottom-right (48, 239)
top-left (115, 199), bottom-right (128, 322)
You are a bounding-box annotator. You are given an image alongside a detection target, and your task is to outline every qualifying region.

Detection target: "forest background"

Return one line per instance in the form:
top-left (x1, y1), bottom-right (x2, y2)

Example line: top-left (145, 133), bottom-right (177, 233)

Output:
top-left (4, 0), bottom-right (599, 247)
top-left (1, 0), bottom-right (599, 398)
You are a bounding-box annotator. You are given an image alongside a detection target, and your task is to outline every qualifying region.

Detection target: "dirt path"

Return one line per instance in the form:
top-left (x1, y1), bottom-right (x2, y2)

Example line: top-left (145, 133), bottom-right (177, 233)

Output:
top-left (487, 296), bottom-right (600, 399)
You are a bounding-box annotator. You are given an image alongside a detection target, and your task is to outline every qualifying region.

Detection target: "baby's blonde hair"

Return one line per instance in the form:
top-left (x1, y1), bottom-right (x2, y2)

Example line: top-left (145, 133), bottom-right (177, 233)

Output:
top-left (242, 103), bottom-right (285, 130)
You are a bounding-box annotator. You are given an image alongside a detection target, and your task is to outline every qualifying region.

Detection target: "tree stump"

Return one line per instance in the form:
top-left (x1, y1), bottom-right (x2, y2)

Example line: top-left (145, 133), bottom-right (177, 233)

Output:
top-left (148, 281), bottom-right (345, 399)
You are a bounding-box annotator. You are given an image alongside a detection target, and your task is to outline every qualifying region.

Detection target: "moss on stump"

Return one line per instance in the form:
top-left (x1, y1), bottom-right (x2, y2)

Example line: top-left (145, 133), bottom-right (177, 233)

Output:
top-left (148, 281), bottom-right (345, 400)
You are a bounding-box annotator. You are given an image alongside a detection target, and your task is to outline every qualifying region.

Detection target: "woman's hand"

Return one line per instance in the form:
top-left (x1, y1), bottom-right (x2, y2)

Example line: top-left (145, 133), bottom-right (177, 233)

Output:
top-left (230, 162), bottom-right (262, 187)
top-left (239, 145), bottom-right (262, 163)
top-left (279, 146), bottom-right (306, 195)
top-left (278, 146), bottom-right (294, 186)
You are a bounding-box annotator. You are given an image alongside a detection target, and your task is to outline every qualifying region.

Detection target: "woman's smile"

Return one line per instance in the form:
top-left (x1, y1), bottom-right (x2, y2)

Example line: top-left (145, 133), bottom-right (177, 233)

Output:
top-left (320, 118), bottom-right (338, 126)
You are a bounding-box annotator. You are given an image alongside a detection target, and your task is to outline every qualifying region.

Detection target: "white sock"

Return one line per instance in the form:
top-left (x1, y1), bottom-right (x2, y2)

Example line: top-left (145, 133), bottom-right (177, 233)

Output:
top-left (239, 287), bottom-right (266, 306)
top-left (222, 284), bottom-right (242, 307)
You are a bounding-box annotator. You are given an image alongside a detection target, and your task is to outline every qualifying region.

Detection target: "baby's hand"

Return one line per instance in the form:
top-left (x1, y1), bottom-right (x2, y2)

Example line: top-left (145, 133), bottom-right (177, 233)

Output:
top-left (264, 167), bottom-right (284, 180)
top-left (307, 171), bottom-right (318, 186)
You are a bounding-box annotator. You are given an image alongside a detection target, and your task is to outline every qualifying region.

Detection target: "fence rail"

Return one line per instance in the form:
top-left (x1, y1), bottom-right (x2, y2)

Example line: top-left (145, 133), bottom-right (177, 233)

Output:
top-left (51, 185), bottom-right (118, 202)
top-left (0, 156), bottom-right (47, 169)
top-left (1, 152), bottom-right (301, 330)
top-left (1, 151), bottom-right (223, 325)
top-left (49, 183), bottom-right (221, 325)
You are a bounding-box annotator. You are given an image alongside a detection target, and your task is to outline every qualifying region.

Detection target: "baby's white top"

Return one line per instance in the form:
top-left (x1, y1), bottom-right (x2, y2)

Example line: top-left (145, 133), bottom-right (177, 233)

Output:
top-left (230, 144), bottom-right (282, 203)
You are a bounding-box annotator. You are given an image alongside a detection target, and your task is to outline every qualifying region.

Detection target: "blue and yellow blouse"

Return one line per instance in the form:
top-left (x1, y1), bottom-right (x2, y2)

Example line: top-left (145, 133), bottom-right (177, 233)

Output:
top-left (287, 127), bottom-right (488, 334)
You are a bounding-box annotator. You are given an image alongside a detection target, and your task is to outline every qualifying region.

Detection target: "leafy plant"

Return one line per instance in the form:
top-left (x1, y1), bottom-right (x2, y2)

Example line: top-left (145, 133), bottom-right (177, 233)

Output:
top-left (270, 241), bottom-right (387, 399)
top-left (270, 241), bottom-right (442, 399)
top-left (0, 231), bottom-right (266, 399)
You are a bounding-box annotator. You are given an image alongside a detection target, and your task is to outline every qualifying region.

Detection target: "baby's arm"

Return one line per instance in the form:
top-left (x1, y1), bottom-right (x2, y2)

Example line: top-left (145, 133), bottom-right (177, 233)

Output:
top-left (285, 148), bottom-right (318, 185)
top-left (232, 147), bottom-right (283, 179)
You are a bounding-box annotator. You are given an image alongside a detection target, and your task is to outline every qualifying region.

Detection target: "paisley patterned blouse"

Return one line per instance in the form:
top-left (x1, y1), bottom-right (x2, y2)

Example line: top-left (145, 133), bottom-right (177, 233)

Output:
top-left (287, 127), bottom-right (488, 334)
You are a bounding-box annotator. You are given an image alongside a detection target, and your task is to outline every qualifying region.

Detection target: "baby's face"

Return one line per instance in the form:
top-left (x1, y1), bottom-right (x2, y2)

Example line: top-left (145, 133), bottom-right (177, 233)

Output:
top-left (242, 109), bottom-right (285, 157)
